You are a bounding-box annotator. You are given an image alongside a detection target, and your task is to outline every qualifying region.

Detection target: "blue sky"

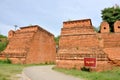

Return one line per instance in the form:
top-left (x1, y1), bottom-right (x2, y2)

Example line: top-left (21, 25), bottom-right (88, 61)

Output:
top-left (0, 0), bottom-right (120, 36)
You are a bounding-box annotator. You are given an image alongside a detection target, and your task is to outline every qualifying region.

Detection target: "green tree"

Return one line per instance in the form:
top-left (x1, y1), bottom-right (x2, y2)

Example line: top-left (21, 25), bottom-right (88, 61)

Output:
top-left (0, 34), bottom-right (8, 51)
top-left (93, 26), bottom-right (100, 32)
top-left (101, 5), bottom-right (120, 32)
top-left (54, 36), bottom-right (60, 46)
top-left (0, 34), bottom-right (7, 38)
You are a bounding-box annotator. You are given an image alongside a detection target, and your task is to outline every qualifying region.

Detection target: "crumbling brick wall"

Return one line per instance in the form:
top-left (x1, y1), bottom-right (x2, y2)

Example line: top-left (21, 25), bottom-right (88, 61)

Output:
top-left (57, 19), bottom-right (120, 71)
top-left (100, 21), bottom-right (110, 33)
top-left (1, 25), bottom-right (56, 64)
top-left (26, 26), bottom-right (56, 64)
top-left (99, 20), bottom-right (120, 66)
top-left (114, 20), bottom-right (120, 33)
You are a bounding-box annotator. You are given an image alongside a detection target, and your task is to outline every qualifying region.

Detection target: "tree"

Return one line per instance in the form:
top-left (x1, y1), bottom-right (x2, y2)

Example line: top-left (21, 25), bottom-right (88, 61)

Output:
top-left (0, 34), bottom-right (8, 51)
top-left (93, 26), bottom-right (100, 32)
top-left (54, 36), bottom-right (60, 46)
top-left (101, 4), bottom-right (120, 32)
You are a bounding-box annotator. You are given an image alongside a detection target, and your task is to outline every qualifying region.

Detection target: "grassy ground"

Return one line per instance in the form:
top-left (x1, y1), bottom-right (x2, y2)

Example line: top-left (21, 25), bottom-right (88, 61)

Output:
top-left (0, 63), bottom-right (55, 80)
top-left (0, 63), bottom-right (25, 80)
top-left (53, 67), bottom-right (120, 80)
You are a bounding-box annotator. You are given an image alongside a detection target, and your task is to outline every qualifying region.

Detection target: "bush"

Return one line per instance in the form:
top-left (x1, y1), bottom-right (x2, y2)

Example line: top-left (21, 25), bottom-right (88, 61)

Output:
top-left (0, 35), bottom-right (7, 38)
top-left (81, 67), bottom-right (90, 72)
top-left (0, 42), bottom-right (8, 51)
top-left (0, 34), bottom-right (8, 51)
top-left (0, 58), bottom-right (11, 64)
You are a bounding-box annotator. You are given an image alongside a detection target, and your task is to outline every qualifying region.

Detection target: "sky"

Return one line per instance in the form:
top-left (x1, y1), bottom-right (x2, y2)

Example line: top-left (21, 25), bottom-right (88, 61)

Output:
top-left (0, 0), bottom-right (120, 36)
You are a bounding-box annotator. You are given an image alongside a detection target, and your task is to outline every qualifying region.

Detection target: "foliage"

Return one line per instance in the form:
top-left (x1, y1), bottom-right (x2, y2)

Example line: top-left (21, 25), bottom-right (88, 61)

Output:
top-left (0, 34), bottom-right (7, 38)
top-left (0, 64), bottom-right (53, 80)
top-left (0, 34), bottom-right (8, 51)
top-left (93, 26), bottom-right (100, 32)
top-left (53, 67), bottom-right (120, 80)
top-left (54, 36), bottom-right (60, 46)
top-left (0, 42), bottom-right (8, 51)
top-left (0, 58), bottom-right (11, 64)
top-left (101, 5), bottom-right (120, 32)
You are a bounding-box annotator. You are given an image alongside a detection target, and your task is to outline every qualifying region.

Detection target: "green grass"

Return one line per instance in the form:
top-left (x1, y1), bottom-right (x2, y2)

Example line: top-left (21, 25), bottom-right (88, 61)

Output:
top-left (0, 63), bottom-right (25, 80)
top-left (53, 67), bottom-right (120, 80)
top-left (0, 63), bottom-right (55, 80)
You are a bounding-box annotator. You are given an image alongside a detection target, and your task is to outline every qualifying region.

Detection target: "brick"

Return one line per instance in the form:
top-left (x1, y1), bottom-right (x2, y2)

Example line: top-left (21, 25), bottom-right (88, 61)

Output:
top-left (1, 25), bottom-right (56, 64)
top-left (57, 19), bottom-right (120, 71)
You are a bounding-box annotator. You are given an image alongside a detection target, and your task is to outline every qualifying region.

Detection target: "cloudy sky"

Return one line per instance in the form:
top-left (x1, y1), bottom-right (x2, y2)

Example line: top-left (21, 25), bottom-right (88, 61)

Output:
top-left (0, 0), bottom-right (120, 36)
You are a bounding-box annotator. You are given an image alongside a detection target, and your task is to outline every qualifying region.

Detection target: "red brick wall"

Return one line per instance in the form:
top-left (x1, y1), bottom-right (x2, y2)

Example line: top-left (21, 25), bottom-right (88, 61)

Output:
top-left (100, 33), bottom-right (120, 48)
top-left (56, 60), bottom-right (112, 72)
top-left (100, 21), bottom-right (110, 33)
top-left (59, 35), bottom-right (99, 48)
top-left (114, 20), bottom-right (120, 33)
top-left (57, 19), bottom-right (120, 71)
top-left (59, 19), bottom-right (99, 55)
top-left (61, 27), bottom-right (95, 35)
top-left (63, 19), bottom-right (92, 28)
top-left (2, 25), bottom-right (56, 64)
top-left (26, 29), bottom-right (56, 64)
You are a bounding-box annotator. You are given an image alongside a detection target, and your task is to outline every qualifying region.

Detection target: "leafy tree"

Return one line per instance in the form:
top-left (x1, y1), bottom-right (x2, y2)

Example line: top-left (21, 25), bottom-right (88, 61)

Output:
top-left (0, 34), bottom-right (8, 51)
top-left (101, 5), bottom-right (120, 32)
top-left (0, 34), bottom-right (7, 38)
top-left (54, 36), bottom-right (60, 46)
top-left (93, 26), bottom-right (100, 32)
top-left (0, 42), bottom-right (8, 51)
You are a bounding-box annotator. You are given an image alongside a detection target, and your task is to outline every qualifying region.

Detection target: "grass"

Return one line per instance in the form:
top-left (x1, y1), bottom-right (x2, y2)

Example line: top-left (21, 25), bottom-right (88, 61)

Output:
top-left (53, 67), bottom-right (120, 80)
top-left (0, 63), bottom-right (25, 80)
top-left (0, 63), bottom-right (55, 80)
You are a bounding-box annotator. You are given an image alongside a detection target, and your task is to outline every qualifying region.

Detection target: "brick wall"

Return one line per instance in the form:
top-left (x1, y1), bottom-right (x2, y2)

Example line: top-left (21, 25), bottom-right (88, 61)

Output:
top-left (100, 33), bottom-right (120, 48)
top-left (26, 27), bottom-right (56, 64)
top-left (100, 21), bottom-right (110, 33)
top-left (114, 20), bottom-right (120, 33)
top-left (57, 19), bottom-right (120, 71)
top-left (63, 19), bottom-right (92, 28)
top-left (1, 25), bottom-right (56, 64)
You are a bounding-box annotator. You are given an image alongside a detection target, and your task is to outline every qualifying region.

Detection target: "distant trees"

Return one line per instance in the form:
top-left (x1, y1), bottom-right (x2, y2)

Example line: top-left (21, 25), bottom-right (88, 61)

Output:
top-left (0, 34), bottom-right (7, 38)
top-left (54, 36), bottom-right (60, 46)
top-left (101, 4), bottom-right (120, 32)
top-left (93, 26), bottom-right (100, 32)
top-left (0, 34), bottom-right (8, 51)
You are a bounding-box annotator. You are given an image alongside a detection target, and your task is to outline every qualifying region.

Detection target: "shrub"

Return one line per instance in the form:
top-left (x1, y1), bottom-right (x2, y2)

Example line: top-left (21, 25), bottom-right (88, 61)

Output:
top-left (0, 58), bottom-right (11, 64)
top-left (81, 67), bottom-right (90, 72)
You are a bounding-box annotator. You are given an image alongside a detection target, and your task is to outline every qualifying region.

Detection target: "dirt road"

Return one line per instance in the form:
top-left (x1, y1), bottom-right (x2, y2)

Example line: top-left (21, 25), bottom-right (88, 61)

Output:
top-left (22, 65), bottom-right (82, 80)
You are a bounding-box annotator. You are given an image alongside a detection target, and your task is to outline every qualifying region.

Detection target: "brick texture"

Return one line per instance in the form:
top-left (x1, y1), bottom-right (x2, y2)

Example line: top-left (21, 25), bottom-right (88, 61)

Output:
top-left (114, 20), bottom-right (120, 33)
top-left (56, 19), bottom-right (120, 71)
top-left (1, 25), bottom-right (56, 64)
top-left (100, 21), bottom-right (110, 33)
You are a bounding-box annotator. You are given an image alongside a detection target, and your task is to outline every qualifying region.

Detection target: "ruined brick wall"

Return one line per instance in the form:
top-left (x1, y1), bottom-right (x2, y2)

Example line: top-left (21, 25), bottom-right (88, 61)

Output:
top-left (100, 21), bottom-right (110, 33)
top-left (58, 19), bottom-right (101, 55)
top-left (99, 20), bottom-right (120, 66)
top-left (63, 19), bottom-right (92, 28)
top-left (56, 19), bottom-right (120, 71)
top-left (100, 33), bottom-right (120, 48)
top-left (26, 27), bottom-right (56, 64)
top-left (2, 25), bottom-right (56, 64)
top-left (114, 20), bottom-right (120, 32)
top-left (56, 19), bottom-right (111, 71)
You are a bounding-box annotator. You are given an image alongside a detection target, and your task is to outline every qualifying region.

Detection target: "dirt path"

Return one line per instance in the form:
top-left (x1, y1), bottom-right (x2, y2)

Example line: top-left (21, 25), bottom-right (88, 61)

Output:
top-left (21, 65), bottom-right (82, 80)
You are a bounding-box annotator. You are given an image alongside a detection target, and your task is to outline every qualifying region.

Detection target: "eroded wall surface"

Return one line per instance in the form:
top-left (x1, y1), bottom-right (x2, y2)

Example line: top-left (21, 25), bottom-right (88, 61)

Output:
top-left (1, 25), bottom-right (56, 64)
top-left (56, 19), bottom-right (120, 71)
